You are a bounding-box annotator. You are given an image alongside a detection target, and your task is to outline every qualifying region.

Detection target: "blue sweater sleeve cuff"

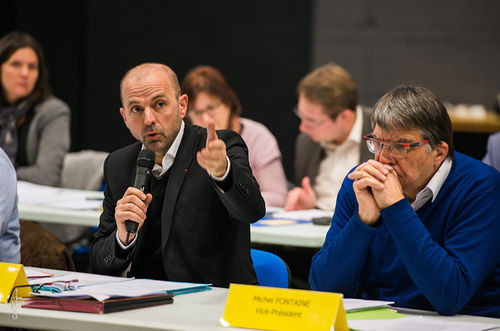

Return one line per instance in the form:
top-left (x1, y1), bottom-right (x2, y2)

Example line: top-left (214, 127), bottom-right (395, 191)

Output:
top-left (379, 198), bottom-right (412, 226)
top-left (350, 211), bottom-right (379, 236)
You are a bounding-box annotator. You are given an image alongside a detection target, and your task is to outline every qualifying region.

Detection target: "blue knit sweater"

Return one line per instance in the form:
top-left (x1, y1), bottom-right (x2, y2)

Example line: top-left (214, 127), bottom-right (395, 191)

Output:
top-left (309, 152), bottom-right (500, 317)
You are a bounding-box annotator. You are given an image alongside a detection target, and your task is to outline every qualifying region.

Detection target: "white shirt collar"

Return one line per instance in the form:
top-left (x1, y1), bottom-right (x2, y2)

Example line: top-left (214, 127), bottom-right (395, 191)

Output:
top-left (411, 156), bottom-right (452, 210)
top-left (149, 120), bottom-right (185, 178)
top-left (348, 106), bottom-right (363, 144)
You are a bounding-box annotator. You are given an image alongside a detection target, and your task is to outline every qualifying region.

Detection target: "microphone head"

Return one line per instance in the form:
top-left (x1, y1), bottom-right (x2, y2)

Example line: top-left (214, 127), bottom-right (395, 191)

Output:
top-left (137, 149), bottom-right (155, 169)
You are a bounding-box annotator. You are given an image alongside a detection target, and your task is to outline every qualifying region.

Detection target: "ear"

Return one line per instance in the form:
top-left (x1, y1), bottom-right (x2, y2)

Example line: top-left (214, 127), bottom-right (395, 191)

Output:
top-left (433, 141), bottom-right (449, 168)
top-left (178, 94), bottom-right (188, 119)
top-left (338, 108), bottom-right (354, 122)
top-left (120, 107), bottom-right (129, 127)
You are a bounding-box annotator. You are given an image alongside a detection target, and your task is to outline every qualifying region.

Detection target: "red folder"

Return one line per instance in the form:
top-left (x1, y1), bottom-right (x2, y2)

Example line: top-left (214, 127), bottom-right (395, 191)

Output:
top-left (22, 294), bottom-right (173, 314)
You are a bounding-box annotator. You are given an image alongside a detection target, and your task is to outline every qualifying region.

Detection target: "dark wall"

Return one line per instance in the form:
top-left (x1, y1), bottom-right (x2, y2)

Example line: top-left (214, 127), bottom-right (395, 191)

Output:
top-left (3, 0), bottom-right (499, 178)
top-left (2, 0), bottom-right (311, 179)
top-left (312, 0), bottom-right (500, 158)
top-left (313, 0), bottom-right (500, 108)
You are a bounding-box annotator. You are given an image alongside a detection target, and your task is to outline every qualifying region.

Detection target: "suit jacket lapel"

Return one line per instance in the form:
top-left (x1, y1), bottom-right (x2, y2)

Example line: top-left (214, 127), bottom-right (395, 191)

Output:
top-left (160, 124), bottom-right (198, 249)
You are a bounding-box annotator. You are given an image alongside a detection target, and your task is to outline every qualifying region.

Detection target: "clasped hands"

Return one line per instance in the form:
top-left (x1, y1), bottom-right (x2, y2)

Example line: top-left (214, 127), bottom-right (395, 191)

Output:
top-left (115, 118), bottom-right (228, 245)
top-left (347, 159), bottom-right (405, 226)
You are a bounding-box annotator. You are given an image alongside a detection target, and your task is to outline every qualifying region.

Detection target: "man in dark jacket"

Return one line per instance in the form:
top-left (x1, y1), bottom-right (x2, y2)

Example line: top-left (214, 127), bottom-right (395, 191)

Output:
top-left (90, 63), bottom-right (265, 287)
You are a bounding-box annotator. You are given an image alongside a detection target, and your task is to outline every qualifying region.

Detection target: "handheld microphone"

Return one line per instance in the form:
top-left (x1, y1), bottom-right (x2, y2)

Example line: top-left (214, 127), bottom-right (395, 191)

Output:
top-left (125, 149), bottom-right (155, 245)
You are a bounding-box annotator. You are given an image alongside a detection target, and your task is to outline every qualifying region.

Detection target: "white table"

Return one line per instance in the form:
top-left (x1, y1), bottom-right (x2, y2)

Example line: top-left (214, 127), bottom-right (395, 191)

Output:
top-left (17, 185), bottom-right (329, 248)
top-left (1, 270), bottom-right (499, 331)
top-left (18, 203), bottom-right (329, 248)
top-left (251, 222), bottom-right (328, 248)
top-left (17, 182), bottom-right (103, 227)
top-left (18, 203), bottom-right (101, 227)
top-left (1, 286), bottom-right (236, 331)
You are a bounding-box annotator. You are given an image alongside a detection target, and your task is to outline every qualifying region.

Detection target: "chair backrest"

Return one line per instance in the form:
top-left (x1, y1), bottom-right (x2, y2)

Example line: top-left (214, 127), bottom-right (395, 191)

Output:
top-left (54, 150), bottom-right (108, 261)
top-left (20, 221), bottom-right (76, 271)
top-left (251, 249), bottom-right (291, 288)
top-left (61, 150), bottom-right (108, 190)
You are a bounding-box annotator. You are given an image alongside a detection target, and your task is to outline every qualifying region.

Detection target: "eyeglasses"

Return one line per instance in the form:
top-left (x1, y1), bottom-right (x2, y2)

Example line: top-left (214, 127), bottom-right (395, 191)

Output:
top-left (188, 101), bottom-right (222, 118)
top-left (7, 280), bottom-right (79, 303)
top-left (294, 107), bottom-right (329, 127)
top-left (363, 134), bottom-right (429, 158)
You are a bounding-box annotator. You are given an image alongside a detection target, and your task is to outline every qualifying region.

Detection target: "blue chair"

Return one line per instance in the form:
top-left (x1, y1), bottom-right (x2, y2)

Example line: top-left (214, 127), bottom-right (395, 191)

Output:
top-left (251, 249), bottom-right (291, 288)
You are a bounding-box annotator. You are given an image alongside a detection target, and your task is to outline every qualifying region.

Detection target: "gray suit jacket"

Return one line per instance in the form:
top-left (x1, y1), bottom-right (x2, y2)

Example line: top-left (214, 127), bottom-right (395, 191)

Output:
top-left (483, 132), bottom-right (500, 172)
top-left (17, 97), bottom-right (70, 186)
top-left (293, 106), bottom-right (372, 186)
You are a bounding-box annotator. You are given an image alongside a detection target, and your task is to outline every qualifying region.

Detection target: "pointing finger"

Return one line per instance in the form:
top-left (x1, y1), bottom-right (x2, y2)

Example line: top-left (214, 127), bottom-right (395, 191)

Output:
top-left (206, 117), bottom-right (217, 146)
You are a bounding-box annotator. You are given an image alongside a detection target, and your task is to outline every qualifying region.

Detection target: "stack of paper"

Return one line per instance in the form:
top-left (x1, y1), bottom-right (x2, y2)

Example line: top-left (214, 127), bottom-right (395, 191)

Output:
top-left (17, 181), bottom-right (103, 210)
top-left (22, 271), bottom-right (211, 314)
top-left (28, 272), bottom-right (211, 301)
top-left (23, 294), bottom-right (174, 314)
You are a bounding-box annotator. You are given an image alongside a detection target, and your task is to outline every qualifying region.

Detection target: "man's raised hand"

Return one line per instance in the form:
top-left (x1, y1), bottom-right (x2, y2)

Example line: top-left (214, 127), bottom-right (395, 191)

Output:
top-left (197, 118), bottom-right (228, 177)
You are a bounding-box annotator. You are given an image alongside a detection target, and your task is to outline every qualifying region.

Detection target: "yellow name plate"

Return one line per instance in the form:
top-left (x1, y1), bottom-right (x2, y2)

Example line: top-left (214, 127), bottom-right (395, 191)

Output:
top-left (220, 284), bottom-right (348, 331)
top-left (0, 263), bottom-right (31, 303)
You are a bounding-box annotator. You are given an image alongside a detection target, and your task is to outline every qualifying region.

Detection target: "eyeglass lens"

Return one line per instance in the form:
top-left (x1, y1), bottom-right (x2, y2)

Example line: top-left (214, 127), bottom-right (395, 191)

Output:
top-left (367, 139), bottom-right (407, 157)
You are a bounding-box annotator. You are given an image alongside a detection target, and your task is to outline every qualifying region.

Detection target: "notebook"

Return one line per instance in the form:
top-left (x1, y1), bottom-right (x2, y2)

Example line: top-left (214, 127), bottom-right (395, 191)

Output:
top-left (22, 293), bottom-right (173, 314)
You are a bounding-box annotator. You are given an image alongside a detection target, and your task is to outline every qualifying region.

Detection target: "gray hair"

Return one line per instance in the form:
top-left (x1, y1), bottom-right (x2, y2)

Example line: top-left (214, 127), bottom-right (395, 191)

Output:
top-left (371, 85), bottom-right (454, 160)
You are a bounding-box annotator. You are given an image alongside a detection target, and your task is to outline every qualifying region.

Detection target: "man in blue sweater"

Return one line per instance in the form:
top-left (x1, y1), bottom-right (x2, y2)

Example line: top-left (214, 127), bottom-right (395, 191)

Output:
top-left (309, 85), bottom-right (500, 317)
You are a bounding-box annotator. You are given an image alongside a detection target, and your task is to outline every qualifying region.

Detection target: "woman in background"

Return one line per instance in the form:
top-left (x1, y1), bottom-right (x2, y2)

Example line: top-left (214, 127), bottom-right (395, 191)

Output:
top-left (0, 31), bottom-right (70, 186)
top-left (181, 65), bottom-right (287, 207)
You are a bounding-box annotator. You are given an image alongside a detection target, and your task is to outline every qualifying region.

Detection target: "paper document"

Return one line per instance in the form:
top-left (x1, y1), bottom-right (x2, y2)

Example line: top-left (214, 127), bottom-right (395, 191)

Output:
top-left (17, 181), bottom-right (103, 210)
top-left (271, 209), bottom-right (333, 221)
top-left (265, 206), bottom-right (284, 214)
top-left (31, 277), bottom-right (211, 301)
top-left (253, 219), bottom-right (311, 227)
top-left (24, 267), bottom-right (54, 279)
top-left (343, 298), bottom-right (395, 312)
top-left (28, 272), bottom-right (130, 287)
top-left (347, 307), bottom-right (405, 320)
